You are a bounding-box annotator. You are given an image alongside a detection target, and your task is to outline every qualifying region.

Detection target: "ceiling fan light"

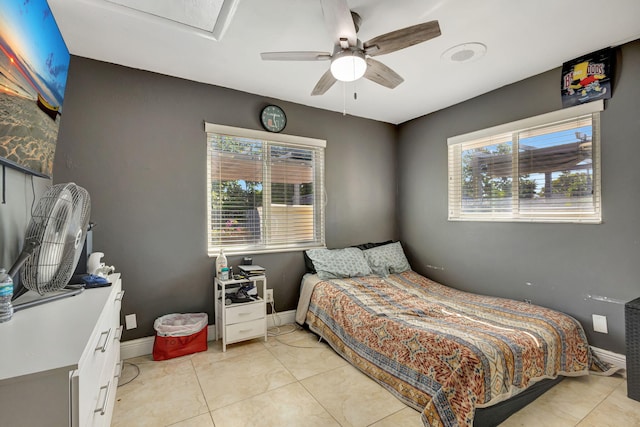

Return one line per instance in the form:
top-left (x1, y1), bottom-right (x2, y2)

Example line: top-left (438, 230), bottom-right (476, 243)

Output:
top-left (331, 50), bottom-right (367, 82)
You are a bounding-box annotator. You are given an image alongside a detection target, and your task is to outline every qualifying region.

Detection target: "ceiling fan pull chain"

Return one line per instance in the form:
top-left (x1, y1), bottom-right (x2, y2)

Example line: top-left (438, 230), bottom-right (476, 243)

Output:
top-left (343, 82), bottom-right (347, 116)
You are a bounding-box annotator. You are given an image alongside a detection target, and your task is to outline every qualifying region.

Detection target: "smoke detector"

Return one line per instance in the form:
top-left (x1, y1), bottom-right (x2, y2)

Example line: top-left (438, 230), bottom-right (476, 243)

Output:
top-left (441, 43), bottom-right (487, 63)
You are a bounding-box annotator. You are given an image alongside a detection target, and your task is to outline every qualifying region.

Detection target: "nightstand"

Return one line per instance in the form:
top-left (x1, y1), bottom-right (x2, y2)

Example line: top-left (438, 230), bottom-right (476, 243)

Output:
top-left (214, 275), bottom-right (267, 352)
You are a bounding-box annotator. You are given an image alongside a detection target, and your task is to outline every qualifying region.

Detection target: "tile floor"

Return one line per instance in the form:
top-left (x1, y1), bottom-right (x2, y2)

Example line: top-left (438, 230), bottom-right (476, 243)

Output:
top-left (112, 324), bottom-right (638, 427)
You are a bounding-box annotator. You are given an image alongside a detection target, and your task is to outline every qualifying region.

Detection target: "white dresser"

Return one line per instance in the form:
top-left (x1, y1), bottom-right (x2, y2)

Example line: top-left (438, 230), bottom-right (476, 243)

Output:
top-left (0, 273), bottom-right (123, 427)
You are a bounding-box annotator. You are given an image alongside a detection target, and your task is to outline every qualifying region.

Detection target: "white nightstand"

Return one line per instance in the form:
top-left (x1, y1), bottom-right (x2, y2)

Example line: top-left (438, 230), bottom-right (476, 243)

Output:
top-left (214, 275), bottom-right (267, 351)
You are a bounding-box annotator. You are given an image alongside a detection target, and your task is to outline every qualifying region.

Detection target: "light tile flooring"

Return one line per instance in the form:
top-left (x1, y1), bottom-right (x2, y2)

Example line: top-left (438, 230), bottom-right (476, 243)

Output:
top-left (112, 324), bottom-right (638, 427)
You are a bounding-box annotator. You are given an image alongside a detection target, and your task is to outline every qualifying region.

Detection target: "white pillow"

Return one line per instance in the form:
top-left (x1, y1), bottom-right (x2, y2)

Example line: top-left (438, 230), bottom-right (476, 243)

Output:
top-left (305, 248), bottom-right (372, 280)
top-left (362, 242), bottom-right (411, 276)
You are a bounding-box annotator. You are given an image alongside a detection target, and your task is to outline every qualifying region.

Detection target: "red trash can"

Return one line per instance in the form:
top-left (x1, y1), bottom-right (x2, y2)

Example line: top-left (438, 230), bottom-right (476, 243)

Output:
top-left (152, 313), bottom-right (208, 361)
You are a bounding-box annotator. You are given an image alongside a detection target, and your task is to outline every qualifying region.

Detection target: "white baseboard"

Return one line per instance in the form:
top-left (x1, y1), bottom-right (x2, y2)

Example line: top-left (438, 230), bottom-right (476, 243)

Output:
top-left (268, 308), bottom-right (297, 328)
top-left (120, 336), bottom-right (155, 360)
top-left (591, 346), bottom-right (626, 374)
top-left (120, 309), bottom-right (297, 360)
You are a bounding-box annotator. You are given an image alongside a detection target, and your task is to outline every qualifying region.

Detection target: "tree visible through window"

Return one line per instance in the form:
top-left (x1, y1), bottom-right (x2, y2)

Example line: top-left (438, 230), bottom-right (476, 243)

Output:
top-left (448, 101), bottom-right (602, 223)
top-left (206, 124), bottom-right (325, 255)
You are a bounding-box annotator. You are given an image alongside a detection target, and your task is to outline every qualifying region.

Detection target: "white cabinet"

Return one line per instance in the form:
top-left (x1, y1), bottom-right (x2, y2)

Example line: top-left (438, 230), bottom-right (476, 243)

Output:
top-left (0, 273), bottom-right (123, 426)
top-left (215, 276), bottom-right (267, 351)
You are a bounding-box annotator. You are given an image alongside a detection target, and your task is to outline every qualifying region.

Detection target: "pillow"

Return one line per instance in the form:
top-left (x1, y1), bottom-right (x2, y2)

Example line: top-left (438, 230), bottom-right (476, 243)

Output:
top-left (303, 251), bottom-right (317, 274)
top-left (305, 247), bottom-right (372, 280)
top-left (362, 242), bottom-right (411, 277)
top-left (303, 240), bottom-right (394, 274)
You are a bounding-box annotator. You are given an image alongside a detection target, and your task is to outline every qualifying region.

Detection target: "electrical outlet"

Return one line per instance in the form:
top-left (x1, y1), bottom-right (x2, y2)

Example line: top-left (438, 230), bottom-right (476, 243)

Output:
top-left (592, 314), bottom-right (608, 333)
top-left (125, 313), bottom-right (137, 330)
top-left (265, 289), bottom-right (274, 303)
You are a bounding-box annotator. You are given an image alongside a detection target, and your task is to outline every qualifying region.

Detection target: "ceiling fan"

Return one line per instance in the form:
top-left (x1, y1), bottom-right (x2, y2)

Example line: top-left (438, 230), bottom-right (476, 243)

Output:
top-left (260, 0), bottom-right (441, 96)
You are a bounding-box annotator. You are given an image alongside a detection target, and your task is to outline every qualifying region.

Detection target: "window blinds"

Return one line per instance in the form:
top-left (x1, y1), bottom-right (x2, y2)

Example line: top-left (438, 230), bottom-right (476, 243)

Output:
top-left (206, 124), bottom-right (326, 255)
top-left (448, 101), bottom-right (602, 223)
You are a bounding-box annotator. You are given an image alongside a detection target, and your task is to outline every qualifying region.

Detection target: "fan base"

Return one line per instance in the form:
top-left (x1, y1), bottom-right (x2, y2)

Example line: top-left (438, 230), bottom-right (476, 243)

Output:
top-left (13, 288), bottom-right (84, 312)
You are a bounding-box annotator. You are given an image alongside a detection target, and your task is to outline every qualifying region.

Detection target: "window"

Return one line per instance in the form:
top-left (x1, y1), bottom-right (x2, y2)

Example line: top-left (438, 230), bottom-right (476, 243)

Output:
top-left (206, 123), bottom-right (326, 255)
top-left (448, 100), bottom-right (603, 223)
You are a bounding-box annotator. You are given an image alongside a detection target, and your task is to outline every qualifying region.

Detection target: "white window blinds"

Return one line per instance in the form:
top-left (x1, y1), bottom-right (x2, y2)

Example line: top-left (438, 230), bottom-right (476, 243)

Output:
top-left (205, 123), bottom-right (326, 255)
top-left (448, 101), bottom-right (603, 223)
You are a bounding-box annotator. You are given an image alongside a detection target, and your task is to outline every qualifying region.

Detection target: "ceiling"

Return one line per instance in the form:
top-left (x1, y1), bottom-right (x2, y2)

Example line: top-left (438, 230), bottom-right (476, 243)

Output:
top-left (48, 0), bottom-right (640, 125)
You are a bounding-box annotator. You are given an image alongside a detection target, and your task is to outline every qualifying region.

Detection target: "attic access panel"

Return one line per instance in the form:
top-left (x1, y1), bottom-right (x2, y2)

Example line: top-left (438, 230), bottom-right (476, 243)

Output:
top-left (104, 0), bottom-right (239, 39)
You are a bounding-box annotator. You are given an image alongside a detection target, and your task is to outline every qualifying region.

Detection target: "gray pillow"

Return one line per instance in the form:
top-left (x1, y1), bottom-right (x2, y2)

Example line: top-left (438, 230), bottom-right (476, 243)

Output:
top-left (362, 242), bottom-right (411, 276)
top-left (306, 247), bottom-right (372, 280)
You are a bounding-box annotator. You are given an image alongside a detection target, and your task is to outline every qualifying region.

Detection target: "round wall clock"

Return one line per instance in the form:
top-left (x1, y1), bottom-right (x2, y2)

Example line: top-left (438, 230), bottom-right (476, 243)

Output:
top-left (260, 105), bottom-right (287, 133)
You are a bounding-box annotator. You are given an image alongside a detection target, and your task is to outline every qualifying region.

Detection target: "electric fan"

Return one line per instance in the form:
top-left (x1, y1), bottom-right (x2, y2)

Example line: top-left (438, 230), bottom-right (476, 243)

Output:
top-left (8, 183), bottom-right (91, 310)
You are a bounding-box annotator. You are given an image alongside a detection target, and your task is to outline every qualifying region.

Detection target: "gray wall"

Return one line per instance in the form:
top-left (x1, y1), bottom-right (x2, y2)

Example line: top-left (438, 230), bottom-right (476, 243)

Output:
top-left (0, 168), bottom-right (49, 271)
top-left (398, 40), bottom-right (640, 354)
top-left (53, 56), bottom-right (397, 340)
top-left (19, 41), bottom-right (637, 354)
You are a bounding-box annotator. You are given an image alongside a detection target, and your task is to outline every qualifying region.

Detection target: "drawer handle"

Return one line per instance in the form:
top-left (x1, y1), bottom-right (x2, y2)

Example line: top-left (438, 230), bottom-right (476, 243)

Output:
top-left (115, 290), bottom-right (125, 301)
top-left (239, 329), bottom-right (253, 333)
top-left (94, 380), bottom-right (112, 416)
top-left (115, 325), bottom-right (124, 341)
top-left (115, 361), bottom-right (123, 379)
top-left (95, 328), bottom-right (112, 352)
top-left (238, 312), bottom-right (251, 316)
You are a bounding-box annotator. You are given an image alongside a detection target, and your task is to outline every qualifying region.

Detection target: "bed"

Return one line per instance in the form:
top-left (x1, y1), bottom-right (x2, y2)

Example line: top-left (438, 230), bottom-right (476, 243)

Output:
top-left (296, 244), bottom-right (614, 427)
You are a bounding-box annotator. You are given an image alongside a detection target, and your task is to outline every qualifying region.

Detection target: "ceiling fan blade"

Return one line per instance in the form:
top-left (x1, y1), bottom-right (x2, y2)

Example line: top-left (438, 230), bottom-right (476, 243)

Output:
top-left (261, 51), bottom-right (332, 61)
top-left (320, 0), bottom-right (357, 47)
top-left (311, 69), bottom-right (337, 96)
top-left (364, 20), bottom-right (441, 57)
top-left (364, 58), bottom-right (404, 89)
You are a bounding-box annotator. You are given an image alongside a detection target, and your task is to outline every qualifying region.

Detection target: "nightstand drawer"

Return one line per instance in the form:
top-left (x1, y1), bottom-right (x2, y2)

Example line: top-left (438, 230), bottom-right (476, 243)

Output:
top-left (226, 302), bottom-right (264, 324)
top-left (226, 318), bottom-right (266, 342)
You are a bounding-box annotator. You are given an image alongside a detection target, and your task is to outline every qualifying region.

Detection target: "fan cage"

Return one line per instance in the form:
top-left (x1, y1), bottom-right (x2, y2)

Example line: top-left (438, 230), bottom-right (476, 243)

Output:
top-left (21, 183), bottom-right (91, 295)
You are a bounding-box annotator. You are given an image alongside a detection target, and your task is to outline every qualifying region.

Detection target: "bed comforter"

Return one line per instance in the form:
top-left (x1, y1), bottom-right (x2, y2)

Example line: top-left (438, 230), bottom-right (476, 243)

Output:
top-left (301, 271), bottom-right (611, 426)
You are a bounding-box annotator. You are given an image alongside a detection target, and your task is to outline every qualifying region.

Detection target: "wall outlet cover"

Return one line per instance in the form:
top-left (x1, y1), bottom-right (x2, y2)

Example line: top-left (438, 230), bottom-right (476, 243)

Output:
top-left (125, 313), bottom-right (137, 330)
top-left (265, 289), bottom-right (274, 303)
top-left (592, 314), bottom-right (608, 334)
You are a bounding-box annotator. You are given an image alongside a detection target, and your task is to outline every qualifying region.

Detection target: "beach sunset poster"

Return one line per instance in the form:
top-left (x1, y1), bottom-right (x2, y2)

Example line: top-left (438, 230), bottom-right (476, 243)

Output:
top-left (0, 0), bottom-right (70, 178)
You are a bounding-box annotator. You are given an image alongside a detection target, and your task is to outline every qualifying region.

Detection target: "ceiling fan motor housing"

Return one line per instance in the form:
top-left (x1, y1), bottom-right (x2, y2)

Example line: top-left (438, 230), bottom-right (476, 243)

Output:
top-left (331, 42), bottom-right (367, 81)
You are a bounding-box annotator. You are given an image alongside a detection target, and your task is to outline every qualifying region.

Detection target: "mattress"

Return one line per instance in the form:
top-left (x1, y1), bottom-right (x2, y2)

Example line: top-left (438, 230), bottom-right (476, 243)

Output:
top-left (296, 271), bottom-right (614, 426)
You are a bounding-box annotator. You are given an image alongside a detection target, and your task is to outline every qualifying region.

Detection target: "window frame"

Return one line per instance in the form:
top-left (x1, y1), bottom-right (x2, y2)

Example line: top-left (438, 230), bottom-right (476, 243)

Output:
top-left (447, 100), bottom-right (603, 224)
top-left (205, 123), bottom-right (326, 256)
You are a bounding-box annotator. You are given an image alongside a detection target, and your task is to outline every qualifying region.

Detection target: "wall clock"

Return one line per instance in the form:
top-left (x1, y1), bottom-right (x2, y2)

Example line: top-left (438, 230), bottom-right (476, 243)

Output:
top-left (260, 105), bottom-right (287, 133)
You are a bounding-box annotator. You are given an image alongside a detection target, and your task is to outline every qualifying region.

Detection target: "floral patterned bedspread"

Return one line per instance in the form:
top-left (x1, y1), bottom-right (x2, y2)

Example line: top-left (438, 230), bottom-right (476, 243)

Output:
top-left (305, 271), bottom-right (608, 427)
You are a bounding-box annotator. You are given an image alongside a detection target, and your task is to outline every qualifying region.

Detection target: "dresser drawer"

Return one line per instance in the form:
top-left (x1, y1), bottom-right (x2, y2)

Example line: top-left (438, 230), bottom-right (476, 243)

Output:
top-left (225, 302), bottom-right (264, 324)
top-left (87, 356), bottom-right (121, 427)
top-left (225, 318), bottom-right (266, 343)
top-left (78, 280), bottom-right (122, 426)
top-left (78, 316), bottom-right (116, 424)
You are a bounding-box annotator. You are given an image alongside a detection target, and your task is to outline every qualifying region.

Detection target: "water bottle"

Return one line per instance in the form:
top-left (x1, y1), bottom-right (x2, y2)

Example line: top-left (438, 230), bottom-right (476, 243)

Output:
top-left (0, 268), bottom-right (14, 323)
top-left (215, 249), bottom-right (228, 278)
